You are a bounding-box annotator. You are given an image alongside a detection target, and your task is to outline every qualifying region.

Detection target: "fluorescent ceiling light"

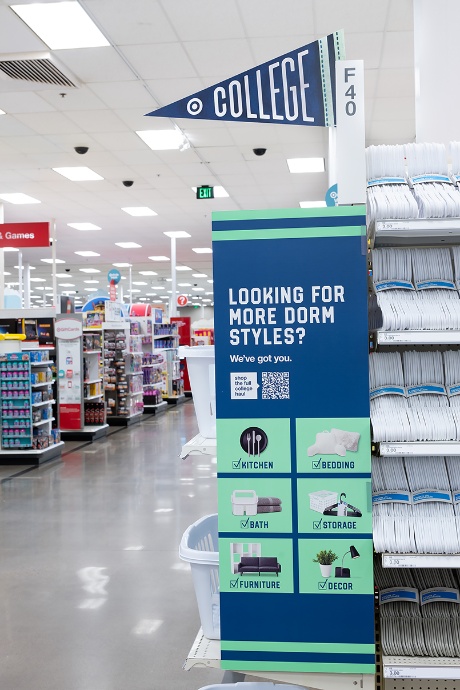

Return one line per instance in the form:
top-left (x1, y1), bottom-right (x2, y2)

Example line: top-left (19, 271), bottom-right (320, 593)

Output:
top-left (121, 206), bottom-right (157, 217)
top-left (299, 200), bottom-right (327, 208)
top-left (136, 129), bottom-right (186, 151)
top-left (10, 2), bottom-right (109, 50)
top-left (132, 281), bottom-right (147, 286)
top-left (287, 157), bottom-right (325, 173)
top-left (192, 186), bottom-right (229, 198)
top-left (84, 280), bottom-right (99, 284)
top-left (138, 271), bottom-right (157, 276)
top-left (176, 266), bottom-right (192, 271)
top-left (0, 109), bottom-right (5, 115)
top-left (41, 258), bottom-right (65, 264)
top-left (3, 247), bottom-right (19, 252)
top-left (128, 289), bottom-right (141, 294)
top-left (146, 293), bottom-right (157, 297)
top-left (178, 283), bottom-right (191, 287)
top-left (85, 288), bottom-right (98, 292)
top-left (113, 263), bottom-right (131, 268)
top-left (53, 167), bottom-right (103, 181)
top-left (0, 193), bottom-right (40, 204)
top-left (193, 273), bottom-right (207, 278)
top-left (205, 291), bottom-right (213, 295)
top-left (14, 265), bottom-right (35, 270)
top-left (160, 295), bottom-right (169, 298)
top-left (35, 286), bottom-right (45, 290)
top-left (163, 231), bottom-right (191, 239)
top-left (166, 278), bottom-right (172, 282)
top-left (75, 250), bottom-right (100, 257)
top-left (68, 222), bottom-right (101, 231)
top-left (62, 290), bottom-right (76, 294)
top-left (56, 273), bottom-right (71, 278)
top-left (207, 279), bottom-right (214, 283)
top-left (79, 268), bottom-right (100, 273)
top-left (59, 283), bottom-right (75, 287)
top-left (115, 242), bottom-right (142, 249)
top-left (192, 247), bottom-right (212, 254)
top-left (148, 256), bottom-right (169, 262)
top-left (139, 298), bottom-right (147, 301)
top-left (202, 299), bottom-right (212, 303)
top-left (3, 271), bottom-right (11, 276)
top-left (192, 287), bottom-right (205, 291)
top-left (30, 277), bottom-right (46, 282)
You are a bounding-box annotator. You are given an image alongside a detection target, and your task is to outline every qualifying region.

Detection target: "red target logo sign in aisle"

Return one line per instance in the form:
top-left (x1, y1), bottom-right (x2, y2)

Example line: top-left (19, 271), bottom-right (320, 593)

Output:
top-left (177, 294), bottom-right (188, 307)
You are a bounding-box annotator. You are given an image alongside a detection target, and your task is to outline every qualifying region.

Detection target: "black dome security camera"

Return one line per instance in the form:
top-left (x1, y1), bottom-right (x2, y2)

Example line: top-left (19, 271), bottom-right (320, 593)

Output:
top-left (74, 146), bottom-right (89, 155)
top-left (122, 180), bottom-right (134, 187)
top-left (253, 148), bottom-right (267, 156)
top-left (65, 268), bottom-right (70, 272)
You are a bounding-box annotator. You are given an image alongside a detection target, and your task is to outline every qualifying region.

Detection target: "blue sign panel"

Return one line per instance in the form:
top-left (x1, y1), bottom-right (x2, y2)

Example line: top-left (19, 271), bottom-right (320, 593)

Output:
top-left (212, 207), bottom-right (374, 674)
top-left (147, 32), bottom-right (344, 128)
top-left (107, 269), bottom-right (121, 284)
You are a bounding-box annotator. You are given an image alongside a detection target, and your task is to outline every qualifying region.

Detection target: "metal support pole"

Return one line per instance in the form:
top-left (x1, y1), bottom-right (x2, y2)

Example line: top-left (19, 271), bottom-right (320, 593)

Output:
top-left (24, 263), bottom-right (31, 308)
top-left (18, 250), bottom-right (23, 306)
top-left (52, 219), bottom-right (57, 307)
top-left (0, 203), bottom-right (4, 309)
top-left (170, 236), bottom-right (177, 317)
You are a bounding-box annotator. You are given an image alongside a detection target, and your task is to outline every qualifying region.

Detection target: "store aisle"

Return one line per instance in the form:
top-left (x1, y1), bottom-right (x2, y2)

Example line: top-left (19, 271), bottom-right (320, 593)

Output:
top-left (0, 401), bottom-right (223, 690)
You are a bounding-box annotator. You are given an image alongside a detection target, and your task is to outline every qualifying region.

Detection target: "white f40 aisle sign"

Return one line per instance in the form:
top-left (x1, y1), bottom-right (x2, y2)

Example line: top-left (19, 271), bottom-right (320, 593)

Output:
top-left (336, 60), bottom-right (365, 205)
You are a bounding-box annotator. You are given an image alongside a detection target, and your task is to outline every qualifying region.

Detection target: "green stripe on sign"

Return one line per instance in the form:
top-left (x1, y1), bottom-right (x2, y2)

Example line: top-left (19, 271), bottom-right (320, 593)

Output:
top-left (212, 205), bottom-right (366, 222)
top-left (212, 226), bottom-right (365, 242)
top-left (221, 661), bottom-right (376, 674)
top-left (220, 641), bottom-right (375, 654)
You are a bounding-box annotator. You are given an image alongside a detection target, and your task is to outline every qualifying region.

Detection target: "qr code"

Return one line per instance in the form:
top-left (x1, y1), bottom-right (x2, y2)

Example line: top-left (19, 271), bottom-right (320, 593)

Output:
top-left (262, 371), bottom-right (290, 400)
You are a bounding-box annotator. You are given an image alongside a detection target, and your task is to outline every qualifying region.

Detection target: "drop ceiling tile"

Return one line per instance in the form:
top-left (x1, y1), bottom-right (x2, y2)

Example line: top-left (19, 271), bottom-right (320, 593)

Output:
top-left (367, 120), bottom-right (416, 145)
top-left (2, 135), bottom-right (59, 155)
top-left (376, 68), bottom-right (415, 99)
top-left (345, 32), bottom-right (385, 70)
top-left (0, 116), bottom-right (38, 137)
top-left (14, 112), bottom-right (83, 135)
top-left (216, 174), bottom-right (256, 188)
top-left (372, 97), bottom-right (415, 122)
top-left (249, 36), bottom-right (316, 64)
top-left (0, 6), bottom-right (47, 52)
top-left (364, 69), bottom-right (379, 100)
top-left (387, 0), bottom-right (414, 31)
top-left (88, 82), bottom-right (154, 110)
top-left (145, 78), bottom-right (205, 106)
top-left (54, 47), bottom-right (137, 83)
top-left (381, 31), bottom-right (414, 69)
top-left (91, 131), bottom-right (149, 151)
top-left (39, 88), bottom-right (108, 112)
top-left (153, 148), bottom-right (202, 166)
top-left (184, 126), bottom-right (234, 147)
top-left (145, 175), bottom-right (191, 190)
top-left (238, 0), bottom-right (314, 37)
top-left (86, 0), bottom-right (177, 45)
top-left (113, 149), bottom-right (167, 166)
top-left (162, 0), bottom-right (244, 40)
top-left (115, 108), bottom-right (169, 132)
top-left (121, 43), bottom-right (198, 80)
top-left (184, 39), bottom-right (254, 78)
top-left (65, 109), bottom-right (127, 133)
top-left (315, 0), bottom-right (390, 34)
top-left (0, 92), bottom-right (55, 114)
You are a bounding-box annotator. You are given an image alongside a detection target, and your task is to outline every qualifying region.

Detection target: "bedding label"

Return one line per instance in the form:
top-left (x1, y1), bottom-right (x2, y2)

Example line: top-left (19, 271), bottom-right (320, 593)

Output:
top-left (213, 206), bottom-right (374, 674)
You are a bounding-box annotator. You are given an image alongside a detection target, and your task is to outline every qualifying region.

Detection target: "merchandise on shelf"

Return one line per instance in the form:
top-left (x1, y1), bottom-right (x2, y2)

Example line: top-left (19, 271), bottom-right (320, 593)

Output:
top-left (103, 326), bottom-right (143, 419)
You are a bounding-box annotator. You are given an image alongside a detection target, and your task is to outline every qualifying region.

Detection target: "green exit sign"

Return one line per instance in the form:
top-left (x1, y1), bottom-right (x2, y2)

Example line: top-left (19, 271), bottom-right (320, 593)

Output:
top-left (196, 185), bottom-right (214, 199)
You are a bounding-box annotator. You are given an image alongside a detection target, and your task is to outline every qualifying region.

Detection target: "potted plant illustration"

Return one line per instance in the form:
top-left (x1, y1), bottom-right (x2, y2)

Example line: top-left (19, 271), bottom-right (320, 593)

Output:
top-left (313, 549), bottom-right (338, 578)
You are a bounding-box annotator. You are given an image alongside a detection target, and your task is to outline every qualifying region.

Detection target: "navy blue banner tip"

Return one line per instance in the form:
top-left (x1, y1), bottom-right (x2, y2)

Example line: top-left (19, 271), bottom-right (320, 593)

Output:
top-left (146, 31), bottom-right (345, 128)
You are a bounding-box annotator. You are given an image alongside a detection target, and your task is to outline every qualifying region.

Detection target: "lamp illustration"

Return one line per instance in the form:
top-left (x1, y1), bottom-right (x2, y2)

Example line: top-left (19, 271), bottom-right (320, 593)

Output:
top-left (335, 545), bottom-right (360, 578)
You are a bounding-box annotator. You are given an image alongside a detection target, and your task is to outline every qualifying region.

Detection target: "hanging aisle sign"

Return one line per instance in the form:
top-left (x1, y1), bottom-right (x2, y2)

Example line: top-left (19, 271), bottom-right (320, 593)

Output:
top-left (146, 31), bottom-right (344, 128)
top-left (213, 207), bottom-right (374, 675)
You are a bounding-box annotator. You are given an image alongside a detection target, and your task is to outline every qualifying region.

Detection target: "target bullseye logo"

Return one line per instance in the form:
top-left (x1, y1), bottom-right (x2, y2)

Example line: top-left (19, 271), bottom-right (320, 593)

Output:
top-left (187, 98), bottom-right (203, 116)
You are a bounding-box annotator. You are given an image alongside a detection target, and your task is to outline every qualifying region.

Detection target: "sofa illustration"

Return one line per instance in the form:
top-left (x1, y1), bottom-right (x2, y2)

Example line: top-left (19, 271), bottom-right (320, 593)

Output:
top-left (231, 490), bottom-right (282, 516)
top-left (237, 556), bottom-right (281, 576)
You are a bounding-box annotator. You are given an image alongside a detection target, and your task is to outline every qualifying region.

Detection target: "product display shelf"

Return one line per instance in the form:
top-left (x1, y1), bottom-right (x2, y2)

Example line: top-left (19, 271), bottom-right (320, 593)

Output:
top-left (184, 628), bottom-right (373, 690)
top-left (180, 433), bottom-right (217, 459)
top-left (372, 218), bottom-right (460, 248)
top-left (134, 317), bottom-right (171, 411)
top-left (103, 324), bottom-right (142, 427)
top-left (383, 656), bottom-right (460, 680)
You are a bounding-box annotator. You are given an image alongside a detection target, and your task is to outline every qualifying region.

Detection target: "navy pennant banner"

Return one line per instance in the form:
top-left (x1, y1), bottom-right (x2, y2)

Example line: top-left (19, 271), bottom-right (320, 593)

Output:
top-left (146, 31), bottom-right (344, 128)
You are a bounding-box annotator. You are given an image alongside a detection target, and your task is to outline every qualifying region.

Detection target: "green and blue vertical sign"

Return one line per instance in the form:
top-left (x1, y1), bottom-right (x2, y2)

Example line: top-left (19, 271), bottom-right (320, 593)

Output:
top-left (212, 206), bottom-right (375, 674)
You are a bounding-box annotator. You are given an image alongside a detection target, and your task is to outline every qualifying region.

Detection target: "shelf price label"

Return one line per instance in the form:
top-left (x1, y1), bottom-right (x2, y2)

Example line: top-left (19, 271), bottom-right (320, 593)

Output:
top-left (384, 666), bottom-right (417, 679)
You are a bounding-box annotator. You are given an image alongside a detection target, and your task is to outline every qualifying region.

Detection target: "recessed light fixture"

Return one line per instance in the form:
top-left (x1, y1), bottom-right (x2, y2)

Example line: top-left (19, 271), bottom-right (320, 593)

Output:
top-left (121, 207), bottom-right (157, 217)
top-left (138, 271), bottom-right (157, 276)
top-left (132, 281), bottom-right (147, 286)
top-left (0, 109), bottom-right (5, 115)
top-left (14, 265), bottom-right (35, 270)
top-left (160, 295), bottom-right (169, 298)
top-left (75, 250), bottom-right (100, 257)
top-left (115, 242), bottom-right (142, 249)
top-left (0, 193), bottom-right (40, 204)
top-left (10, 2), bottom-right (110, 50)
top-left (68, 222), bottom-right (101, 231)
top-left (146, 293), bottom-right (157, 296)
top-left (35, 286), bottom-right (45, 291)
top-left (163, 231), bottom-right (191, 239)
top-left (2, 247), bottom-right (19, 252)
top-left (202, 299), bottom-right (212, 303)
top-left (148, 256), bottom-right (169, 262)
top-left (205, 291), bottom-right (213, 295)
top-left (287, 157), bottom-right (325, 173)
top-left (56, 273), bottom-right (71, 278)
top-left (299, 200), bottom-right (327, 208)
top-left (166, 278), bottom-right (172, 282)
top-left (79, 268), bottom-right (101, 273)
top-left (85, 287), bottom-right (98, 292)
top-left (207, 279), bottom-right (214, 283)
top-left (136, 129), bottom-right (186, 151)
top-left (192, 273), bottom-right (207, 278)
top-left (192, 287), bottom-right (205, 291)
top-left (84, 280), bottom-right (99, 284)
top-left (30, 277), bottom-right (46, 282)
top-left (41, 258), bottom-right (65, 264)
top-left (59, 283), bottom-right (75, 287)
top-left (128, 289), bottom-right (141, 294)
top-left (176, 266), bottom-right (192, 271)
top-left (192, 247), bottom-right (212, 254)
top-left (112, 263), bottom-right (131, 268)
top-left (139, 297), bottom-right (147, 301)
top-left (62, 290), bottom-right (76, 294)
top-left (53, 167), bottom-right (104, 181)
top-left (178, 283), bottom-right (191, 287)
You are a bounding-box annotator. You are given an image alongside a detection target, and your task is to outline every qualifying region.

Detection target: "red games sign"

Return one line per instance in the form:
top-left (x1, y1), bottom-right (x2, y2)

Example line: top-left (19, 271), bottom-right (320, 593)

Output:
top-left (0, 222), bottom-right (50, 248)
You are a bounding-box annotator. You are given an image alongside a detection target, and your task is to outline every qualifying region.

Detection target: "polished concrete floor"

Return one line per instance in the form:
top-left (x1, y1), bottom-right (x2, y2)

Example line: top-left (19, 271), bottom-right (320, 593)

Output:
top-left (0, 401), bottom-right (224, 690)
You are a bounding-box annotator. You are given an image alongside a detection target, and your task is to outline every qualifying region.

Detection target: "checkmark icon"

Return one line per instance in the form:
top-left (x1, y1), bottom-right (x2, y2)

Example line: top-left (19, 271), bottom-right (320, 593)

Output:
top-left (230, 579), bottom-right (239, 589)
top-left (232, 459), bottom-right (241, 469)
top-left (312, 459), bottom-right (321, 470)
top-left (318, 581), bottom-right (327, 590)
top-left (313, 519), bottom-right (322, 530)
top-left (241, 518), bottom-right (250, 529)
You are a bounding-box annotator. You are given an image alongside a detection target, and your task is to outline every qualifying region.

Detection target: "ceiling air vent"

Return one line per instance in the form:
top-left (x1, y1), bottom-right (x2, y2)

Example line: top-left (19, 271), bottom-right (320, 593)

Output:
top-left (0, 53), bottom-right (79, 89)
